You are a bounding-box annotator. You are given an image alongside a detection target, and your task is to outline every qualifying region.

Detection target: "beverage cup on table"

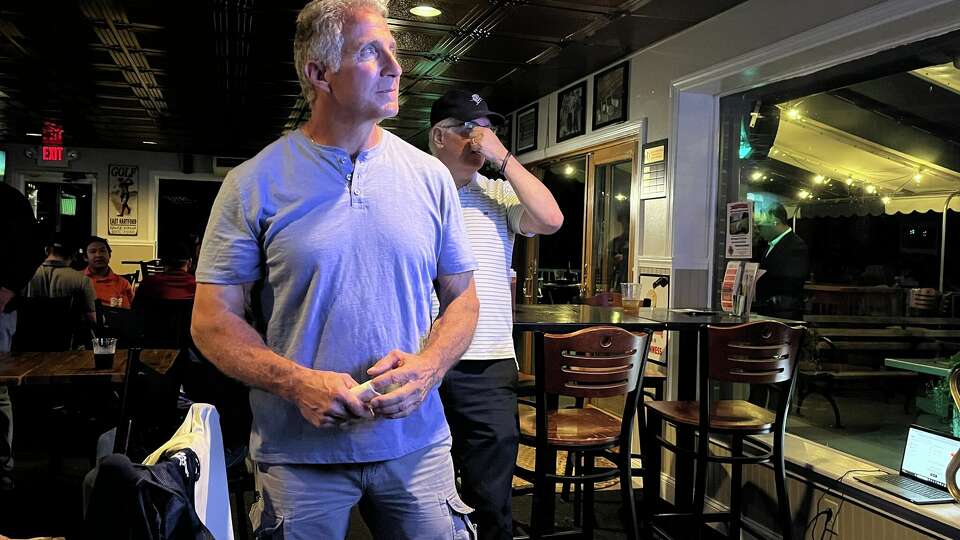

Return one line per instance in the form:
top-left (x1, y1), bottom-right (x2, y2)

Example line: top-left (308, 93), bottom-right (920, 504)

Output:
top-left (620, 282), bottom-right (642, 313)
top-left (93, 337), bottom-right (118, 369)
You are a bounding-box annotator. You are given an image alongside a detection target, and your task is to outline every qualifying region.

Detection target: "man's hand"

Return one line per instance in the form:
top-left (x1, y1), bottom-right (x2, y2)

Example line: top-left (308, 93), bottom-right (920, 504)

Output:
top-left (366, 349), bottom-right (443, 419)
top-left (291, 369), bottom-right (374, 427)
top-left (0, 287), bottom-right (14, 313)
top-left (468, 126), bottom-right (509, 169)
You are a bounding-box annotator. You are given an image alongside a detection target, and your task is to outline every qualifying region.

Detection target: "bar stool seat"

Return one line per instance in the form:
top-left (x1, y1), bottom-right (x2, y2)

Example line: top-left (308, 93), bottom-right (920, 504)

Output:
top-left (519, 405), bottom-right (621, 446)
top-left (645, 400), bottom-right (775, 431)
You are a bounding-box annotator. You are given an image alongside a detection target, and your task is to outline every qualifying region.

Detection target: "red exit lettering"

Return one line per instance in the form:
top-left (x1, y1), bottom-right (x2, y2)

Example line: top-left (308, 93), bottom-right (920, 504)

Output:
top-left (42, 146), bottom-right (63, 161)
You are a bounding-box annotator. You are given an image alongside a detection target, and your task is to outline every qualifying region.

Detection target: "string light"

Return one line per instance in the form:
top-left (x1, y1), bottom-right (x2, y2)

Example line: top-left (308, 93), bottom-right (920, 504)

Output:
top-left (798, 189), bottom-right (810, 199)
top-left (786, 108), bottom-right (801, 120)
top-left (865, 184), bottom-right (876, 194)
top-left (750, 171), bottom-right (763, 181)
top-left (813, 175), bottom-right (825, 184)
top-left (913, 172), bottom-right (923, 183)
top-left (881, 196), bottom-right (892, 204)
top-left (845, 177), bottom-right (854, 186)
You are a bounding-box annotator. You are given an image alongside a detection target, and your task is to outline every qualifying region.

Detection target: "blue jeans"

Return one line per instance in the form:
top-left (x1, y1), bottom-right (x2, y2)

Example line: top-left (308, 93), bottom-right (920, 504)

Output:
top-left (251, 436), bottom-right (476, 539)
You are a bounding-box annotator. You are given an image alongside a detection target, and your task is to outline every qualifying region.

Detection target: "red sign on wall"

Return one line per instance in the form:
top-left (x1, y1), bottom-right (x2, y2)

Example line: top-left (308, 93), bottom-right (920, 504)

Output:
top-left (41, 145), bottom-right (63, 161)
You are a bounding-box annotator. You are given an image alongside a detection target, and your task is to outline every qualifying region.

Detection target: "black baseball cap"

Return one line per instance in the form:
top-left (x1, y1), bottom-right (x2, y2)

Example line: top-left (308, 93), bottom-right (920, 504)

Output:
top-left (430, 89), bottom-right (505, 127)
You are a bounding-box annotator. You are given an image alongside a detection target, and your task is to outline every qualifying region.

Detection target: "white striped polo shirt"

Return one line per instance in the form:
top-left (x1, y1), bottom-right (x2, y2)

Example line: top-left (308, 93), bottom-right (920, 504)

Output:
top-left (433, 172), bottom-right (532, 360)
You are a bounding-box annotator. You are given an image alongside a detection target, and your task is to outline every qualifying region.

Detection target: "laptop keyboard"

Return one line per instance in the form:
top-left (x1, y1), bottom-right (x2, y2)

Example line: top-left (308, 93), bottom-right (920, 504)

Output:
top-left (876, 474), bottom-right (947, 498)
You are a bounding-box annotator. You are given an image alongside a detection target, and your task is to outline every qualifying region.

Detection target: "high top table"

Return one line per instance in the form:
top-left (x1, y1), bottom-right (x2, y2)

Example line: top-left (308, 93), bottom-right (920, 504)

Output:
top-left (512, 304), bottom-right (803, 533)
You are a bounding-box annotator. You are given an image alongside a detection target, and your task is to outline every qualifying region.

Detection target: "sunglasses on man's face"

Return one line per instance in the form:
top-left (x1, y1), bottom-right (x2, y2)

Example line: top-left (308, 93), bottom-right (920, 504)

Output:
top-left (440, 121), bottom-right (498, 136)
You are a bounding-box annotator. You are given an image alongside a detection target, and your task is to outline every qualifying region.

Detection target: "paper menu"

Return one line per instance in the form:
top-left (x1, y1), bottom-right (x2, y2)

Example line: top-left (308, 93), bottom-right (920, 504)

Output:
top-left (720, 261), bottom-right (744, 312)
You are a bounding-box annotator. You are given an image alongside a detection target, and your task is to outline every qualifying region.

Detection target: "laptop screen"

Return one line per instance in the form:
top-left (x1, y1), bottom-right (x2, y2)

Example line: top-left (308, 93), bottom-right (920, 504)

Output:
top-left (901, 425), bottom-right (960, 489)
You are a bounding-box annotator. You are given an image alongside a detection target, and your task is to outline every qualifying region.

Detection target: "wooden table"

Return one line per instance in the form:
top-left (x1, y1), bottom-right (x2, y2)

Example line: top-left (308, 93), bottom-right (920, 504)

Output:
top-left (0, 349), bottom-right (179, 386)
top-left (885, 357), bottom-right (957, 378)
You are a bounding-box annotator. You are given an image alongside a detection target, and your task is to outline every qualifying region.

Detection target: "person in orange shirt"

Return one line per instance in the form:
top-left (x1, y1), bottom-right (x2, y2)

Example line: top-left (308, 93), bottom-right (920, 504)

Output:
top-left (84, 236), bottom-right (134, 309)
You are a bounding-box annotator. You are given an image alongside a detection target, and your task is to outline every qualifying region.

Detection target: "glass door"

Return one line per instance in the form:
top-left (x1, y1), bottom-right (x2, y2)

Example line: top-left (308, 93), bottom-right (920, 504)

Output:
top-left (582, 142), bottom-right (637, 297)
top-left (522, 155), bottom-right (588, 304)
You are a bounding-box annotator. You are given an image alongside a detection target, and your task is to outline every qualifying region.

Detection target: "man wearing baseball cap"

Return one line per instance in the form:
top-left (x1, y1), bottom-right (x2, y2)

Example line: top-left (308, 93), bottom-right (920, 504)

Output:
top-left (430, 89), bottom-right (564, 539)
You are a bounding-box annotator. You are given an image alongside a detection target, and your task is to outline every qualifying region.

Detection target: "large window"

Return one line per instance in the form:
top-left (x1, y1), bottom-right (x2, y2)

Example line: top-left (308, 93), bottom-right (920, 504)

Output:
top-left (717, 32), bottom-right (960, 468)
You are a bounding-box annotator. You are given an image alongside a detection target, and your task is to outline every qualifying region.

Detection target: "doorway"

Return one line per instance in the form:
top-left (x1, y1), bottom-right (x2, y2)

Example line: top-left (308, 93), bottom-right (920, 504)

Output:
top-left (23, 174), bottom-right (96, 253)
top-left (157, 179), bottom-right (222, 258)
top-left (586, 144), bottom-right (636, 296)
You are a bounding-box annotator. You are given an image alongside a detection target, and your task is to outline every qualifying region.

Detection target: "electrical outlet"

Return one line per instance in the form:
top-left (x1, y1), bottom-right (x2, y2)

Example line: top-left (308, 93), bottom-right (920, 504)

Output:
top-left (821, 497), bottom-right (842, 538)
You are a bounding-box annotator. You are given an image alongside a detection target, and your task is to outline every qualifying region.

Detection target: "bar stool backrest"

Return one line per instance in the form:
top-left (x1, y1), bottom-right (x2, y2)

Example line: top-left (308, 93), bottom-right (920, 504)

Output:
top-left (139, 259), bottom-right (164, 278)
top-left (543, 326), bottom-right (647, 400)
top-left (707, 321), bottom-right (802, 385)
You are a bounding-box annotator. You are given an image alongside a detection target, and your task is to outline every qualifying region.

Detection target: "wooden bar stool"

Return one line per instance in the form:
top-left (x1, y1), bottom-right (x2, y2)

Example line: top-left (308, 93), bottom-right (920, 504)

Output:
top-left (642, 321), bottom-right (804, 540)
top-left (515, 326), bottom-right (651, 539)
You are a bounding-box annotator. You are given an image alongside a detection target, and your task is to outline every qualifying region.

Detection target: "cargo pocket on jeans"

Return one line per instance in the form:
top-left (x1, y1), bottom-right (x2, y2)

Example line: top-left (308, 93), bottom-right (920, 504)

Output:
top-left (445, 494), bottom-right (478, 540)
top-left (249, 496), bottom-right (285, 540)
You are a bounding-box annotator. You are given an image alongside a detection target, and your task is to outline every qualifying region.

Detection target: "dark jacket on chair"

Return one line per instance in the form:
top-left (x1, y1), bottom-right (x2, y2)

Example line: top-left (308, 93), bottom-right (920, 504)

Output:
top-left (84, 450), bottom-right (213, 540)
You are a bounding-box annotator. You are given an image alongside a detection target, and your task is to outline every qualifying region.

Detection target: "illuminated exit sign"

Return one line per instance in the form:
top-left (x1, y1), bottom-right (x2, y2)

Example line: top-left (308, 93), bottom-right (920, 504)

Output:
top-left (42, 145), bottom-right (64, 161)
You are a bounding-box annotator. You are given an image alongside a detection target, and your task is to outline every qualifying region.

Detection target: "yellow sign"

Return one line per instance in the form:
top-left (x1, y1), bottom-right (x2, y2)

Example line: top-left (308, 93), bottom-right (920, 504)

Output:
top-left (643, 144), bottom-right (665, 163)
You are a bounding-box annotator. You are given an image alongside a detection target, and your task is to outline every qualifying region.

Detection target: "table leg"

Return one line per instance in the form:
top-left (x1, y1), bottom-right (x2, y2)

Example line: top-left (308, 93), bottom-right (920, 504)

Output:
top-left (673, 327), bottom-right (699, 513)
top-left (530, 331), bottom-right (557, 534)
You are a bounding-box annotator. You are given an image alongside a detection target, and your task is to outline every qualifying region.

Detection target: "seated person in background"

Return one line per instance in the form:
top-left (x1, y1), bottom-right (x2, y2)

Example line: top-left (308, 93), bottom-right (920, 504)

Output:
top-left (83, 236), bottom-right (134, 309)
top-left (133, 243), bottom-right (197, 307)
top-left (25, 235), bottom-right (97, 324)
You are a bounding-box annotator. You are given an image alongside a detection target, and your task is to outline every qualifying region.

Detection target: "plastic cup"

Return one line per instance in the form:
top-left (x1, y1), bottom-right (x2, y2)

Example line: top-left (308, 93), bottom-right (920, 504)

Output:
top-left (93, 337), bottom-right (117, 369)
top-left (620, 282), bottom-right (641, 313)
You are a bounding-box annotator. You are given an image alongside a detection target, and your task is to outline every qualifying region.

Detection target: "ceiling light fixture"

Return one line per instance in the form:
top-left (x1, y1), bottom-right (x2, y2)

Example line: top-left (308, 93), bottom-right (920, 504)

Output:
top-left (786, 108), bottom-right (801, 120)
top-left (26, 132), bottom-right (42, 137)
top-left (881, 196), bottom-right (892, 204)
top-left (813, 174), bottom-right (824, 184)
top-left (913, 172), bottom-right (923, 182)
top-left (410, 5), bottom-right (442, 17)
top-left (798, 189), bottom-right (810, 199)
top-left (750, 171), bottom-right (763, 181)
top-left (142, 140), bottom-right (158, 145)
top-left (865, 184), bottom-right (876, 194)
top-left (845, 177), bottom-right (854, 186)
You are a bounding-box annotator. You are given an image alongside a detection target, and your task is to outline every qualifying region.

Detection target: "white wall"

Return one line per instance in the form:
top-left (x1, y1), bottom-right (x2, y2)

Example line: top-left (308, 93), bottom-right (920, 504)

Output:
top-left (509, 0), bottom-right (915, 268)
top-left (4, 144), bottom-right (220, 272)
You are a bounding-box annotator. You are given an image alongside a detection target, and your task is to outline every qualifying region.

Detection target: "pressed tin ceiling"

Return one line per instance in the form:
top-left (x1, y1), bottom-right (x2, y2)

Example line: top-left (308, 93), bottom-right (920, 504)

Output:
top-left (0, 0), bottom-right (745, 156)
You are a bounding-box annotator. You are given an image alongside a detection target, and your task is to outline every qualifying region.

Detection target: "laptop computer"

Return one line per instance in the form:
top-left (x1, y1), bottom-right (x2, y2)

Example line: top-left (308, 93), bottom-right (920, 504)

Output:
top-left (856, 424), bottom-right (960, 504)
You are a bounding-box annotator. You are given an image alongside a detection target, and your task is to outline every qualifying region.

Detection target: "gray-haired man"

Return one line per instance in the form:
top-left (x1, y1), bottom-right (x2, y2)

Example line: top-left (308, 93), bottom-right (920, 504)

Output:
top-left (191, 1), bottom-right (480, 538)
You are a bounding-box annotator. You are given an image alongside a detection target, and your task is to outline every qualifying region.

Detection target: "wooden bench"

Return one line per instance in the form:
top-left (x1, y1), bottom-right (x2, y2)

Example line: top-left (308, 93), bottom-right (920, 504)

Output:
top-left (796, 315), bottom-right (960, 428)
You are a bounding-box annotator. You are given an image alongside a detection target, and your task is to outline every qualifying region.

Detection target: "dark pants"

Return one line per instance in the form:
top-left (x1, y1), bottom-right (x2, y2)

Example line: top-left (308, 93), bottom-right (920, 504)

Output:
top-left (440, 359), bottom-right (519, 540)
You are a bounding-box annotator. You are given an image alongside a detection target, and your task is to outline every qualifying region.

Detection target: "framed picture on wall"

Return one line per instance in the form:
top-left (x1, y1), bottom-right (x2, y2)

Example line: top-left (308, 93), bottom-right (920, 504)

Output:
top-left (497, 112), bottom-right (513, 152)
top-left (516, 103), bottom-right (539, 154)
top-left (556, 81), bottom-right (586, 143)
top-left (593, 62), bottom-right (629, 130)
